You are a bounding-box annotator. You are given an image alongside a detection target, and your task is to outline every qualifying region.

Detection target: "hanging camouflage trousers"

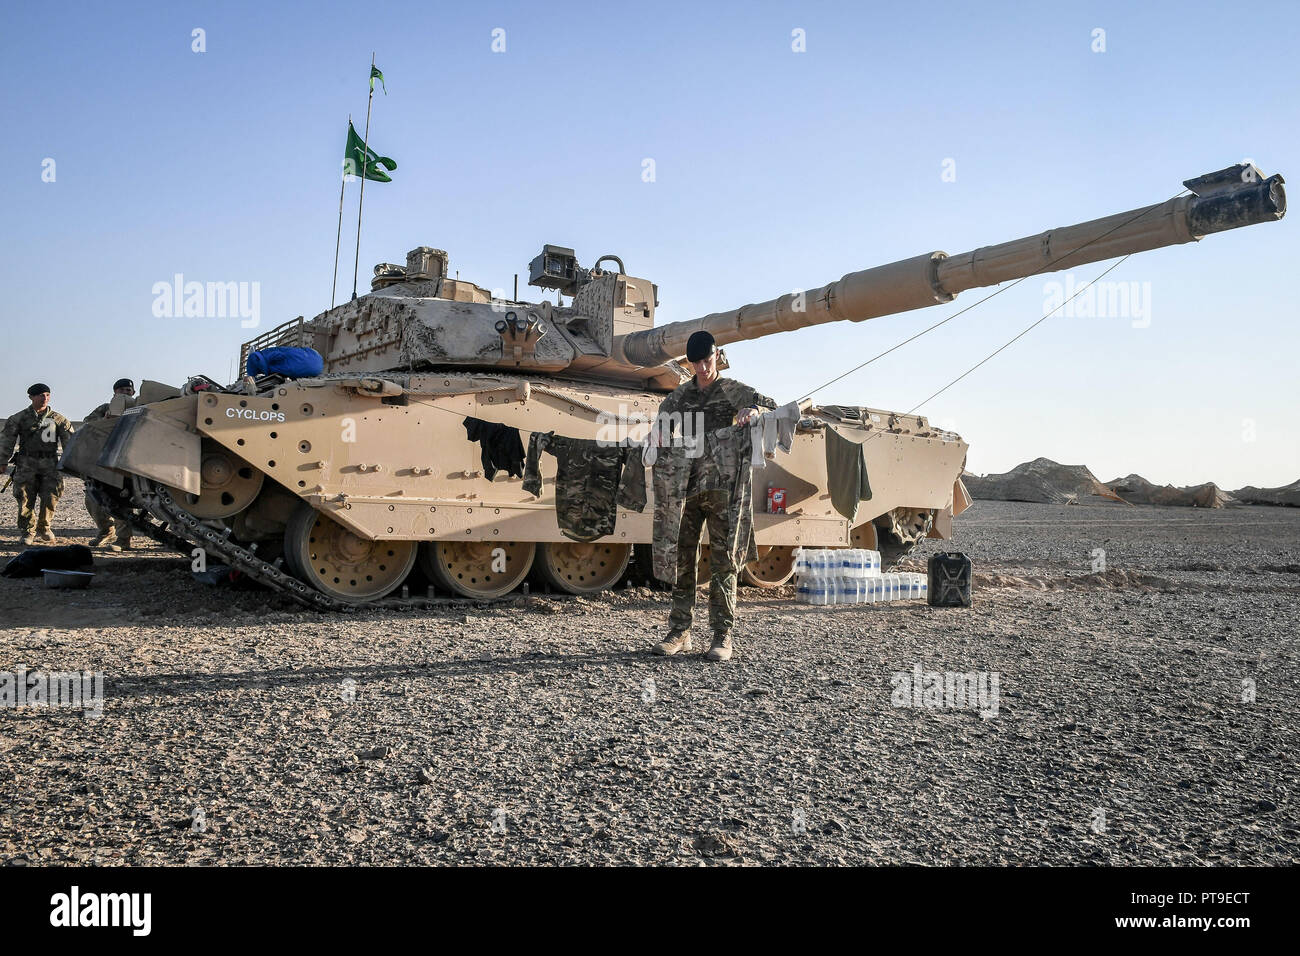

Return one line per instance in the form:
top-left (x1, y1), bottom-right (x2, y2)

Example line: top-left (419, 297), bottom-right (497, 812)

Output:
top-left (13, 460), bottom-right (62, 538)
top-left (667, 489), bottom-right (740, 635)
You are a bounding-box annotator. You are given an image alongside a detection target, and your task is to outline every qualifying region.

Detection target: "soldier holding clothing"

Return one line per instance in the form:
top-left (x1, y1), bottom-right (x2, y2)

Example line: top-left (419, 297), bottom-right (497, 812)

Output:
top-left (652, 331), bottom-right (775, 662)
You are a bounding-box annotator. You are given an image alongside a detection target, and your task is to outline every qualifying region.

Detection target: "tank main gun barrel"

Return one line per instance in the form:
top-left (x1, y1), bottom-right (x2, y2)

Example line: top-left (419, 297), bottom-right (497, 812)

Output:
top-left (613, 164), bottom-right (1285, 368)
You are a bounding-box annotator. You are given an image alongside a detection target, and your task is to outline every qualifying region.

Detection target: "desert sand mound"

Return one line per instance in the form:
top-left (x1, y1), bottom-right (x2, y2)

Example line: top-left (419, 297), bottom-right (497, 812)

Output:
top-left (962, 457), bottom-right (1125, 504)
top-left (1106, 474), bottom-right (1232, 508)
top-left (1232, 479), bottom-right (1300, 507)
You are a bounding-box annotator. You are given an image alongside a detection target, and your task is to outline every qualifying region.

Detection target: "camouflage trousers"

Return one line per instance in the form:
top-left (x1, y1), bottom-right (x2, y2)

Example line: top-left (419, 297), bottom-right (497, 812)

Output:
top-left (86, 489), bottom-right (113, 535)
top-left (12, 461), bottom-right (62, 537)
top-left (85, 481), bottom-right (130, 544)
top-left (668, 490), bottom-right (739, 635)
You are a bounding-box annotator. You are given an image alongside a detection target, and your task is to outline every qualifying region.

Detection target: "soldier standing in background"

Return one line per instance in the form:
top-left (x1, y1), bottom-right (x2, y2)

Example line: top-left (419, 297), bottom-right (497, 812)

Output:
top-left (0, 384), bottom-right (75, 546)
top-left (84, 378), bottom-right (137, 549)
top-left (653, 331), bottom-right (776, 662)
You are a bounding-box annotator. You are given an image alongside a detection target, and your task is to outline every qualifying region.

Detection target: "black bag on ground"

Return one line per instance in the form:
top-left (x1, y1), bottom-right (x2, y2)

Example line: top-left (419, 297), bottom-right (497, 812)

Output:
top-left (2, 544), bottom-right (95, 578)
top-left (927, 552), bottom-right (972, 607)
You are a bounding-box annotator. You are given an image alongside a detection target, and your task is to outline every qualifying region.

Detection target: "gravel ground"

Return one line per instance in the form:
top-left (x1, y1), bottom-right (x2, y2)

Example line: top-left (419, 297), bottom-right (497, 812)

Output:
top-left (1, 478), bottom-right (1296, 865)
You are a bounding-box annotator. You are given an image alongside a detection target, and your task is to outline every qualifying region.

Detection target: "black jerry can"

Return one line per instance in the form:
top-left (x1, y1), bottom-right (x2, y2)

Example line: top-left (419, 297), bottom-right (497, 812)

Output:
top-left (927, 552), bottom-right (972, 607)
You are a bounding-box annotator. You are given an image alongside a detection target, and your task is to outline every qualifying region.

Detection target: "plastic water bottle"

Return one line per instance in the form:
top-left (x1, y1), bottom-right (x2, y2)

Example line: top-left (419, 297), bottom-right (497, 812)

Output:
top-left (797, 576), bottom-right (814, 603)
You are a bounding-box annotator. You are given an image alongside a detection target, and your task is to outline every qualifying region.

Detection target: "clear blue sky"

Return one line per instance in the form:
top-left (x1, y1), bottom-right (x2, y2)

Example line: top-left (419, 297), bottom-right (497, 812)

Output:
top-left (2, 0), bottom-right (1295, 488)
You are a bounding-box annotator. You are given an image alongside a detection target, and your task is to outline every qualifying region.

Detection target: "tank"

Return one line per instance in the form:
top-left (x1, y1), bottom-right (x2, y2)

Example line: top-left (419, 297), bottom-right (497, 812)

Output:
top-left (61, 163), bottom-right (1285, 608)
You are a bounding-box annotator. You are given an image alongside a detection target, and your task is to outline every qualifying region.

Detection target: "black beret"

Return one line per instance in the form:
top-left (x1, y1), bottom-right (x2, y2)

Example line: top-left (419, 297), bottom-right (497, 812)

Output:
top-left (27, 383), bottom-right (50, 396)
top-left (685, 330), bottom-right (716, 362)
top-left (113, 378), bottom-right (135, 391)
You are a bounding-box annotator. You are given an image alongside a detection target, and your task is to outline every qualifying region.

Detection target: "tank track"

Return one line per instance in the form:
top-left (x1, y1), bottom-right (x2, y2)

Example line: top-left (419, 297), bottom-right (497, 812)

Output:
top-left (126, 477), bottom-right (352, 612)
top-left (880, 535), bottom-right (925, 571)
top-left (122, 503), bottom-right (198, 557)
top-left (87, 480), bottom-right (193, 557)
top-left (876, 510), bottom-right (936, 570)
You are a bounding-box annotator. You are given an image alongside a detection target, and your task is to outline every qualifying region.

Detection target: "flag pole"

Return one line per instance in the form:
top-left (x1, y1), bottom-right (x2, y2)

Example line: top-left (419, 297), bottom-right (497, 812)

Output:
top-left (351, 53), bottom-right (377, 300)
top-left (331, 113), bottom-right (351, 309)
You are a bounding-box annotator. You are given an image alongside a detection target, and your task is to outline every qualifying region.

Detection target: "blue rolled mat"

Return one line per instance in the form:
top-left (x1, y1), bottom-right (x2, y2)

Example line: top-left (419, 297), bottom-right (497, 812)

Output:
top-left (246, 347), bottom-right (324, 379)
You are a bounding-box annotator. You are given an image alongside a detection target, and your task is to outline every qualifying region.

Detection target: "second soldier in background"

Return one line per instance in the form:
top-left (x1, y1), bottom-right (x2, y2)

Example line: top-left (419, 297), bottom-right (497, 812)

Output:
top-left (84, 378), bottom-right (137, 550)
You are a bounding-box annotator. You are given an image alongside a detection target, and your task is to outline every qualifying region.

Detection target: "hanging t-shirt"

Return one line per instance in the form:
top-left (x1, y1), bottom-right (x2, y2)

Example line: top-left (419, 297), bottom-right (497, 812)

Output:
top-left (824, 424), bottom-right (873, 523)
top-left (463, 417), bottom-right (526, 480)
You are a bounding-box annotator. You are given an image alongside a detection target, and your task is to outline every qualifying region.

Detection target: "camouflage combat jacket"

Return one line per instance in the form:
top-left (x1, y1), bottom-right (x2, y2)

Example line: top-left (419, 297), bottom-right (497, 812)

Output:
top-left (656, 377), bottom-right (776, 495)
top-left (523, 432), bottom-right (647, 542)
top-left (0, 406), bottom-right (75, 469)
top-left (85, 394), bottom-right (136, 421)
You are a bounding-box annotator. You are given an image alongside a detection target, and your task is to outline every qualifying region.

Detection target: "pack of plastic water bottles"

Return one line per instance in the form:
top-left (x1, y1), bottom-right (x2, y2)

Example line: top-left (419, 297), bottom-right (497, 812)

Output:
top-left (793, 548), bottom-right (928, 605)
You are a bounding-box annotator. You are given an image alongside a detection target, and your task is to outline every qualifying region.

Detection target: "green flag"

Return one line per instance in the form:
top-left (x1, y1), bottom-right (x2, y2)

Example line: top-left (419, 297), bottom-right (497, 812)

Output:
top-left (343, 121), bottom-right (396, 183)
top-left (370, 65), bottom-right (386, 94)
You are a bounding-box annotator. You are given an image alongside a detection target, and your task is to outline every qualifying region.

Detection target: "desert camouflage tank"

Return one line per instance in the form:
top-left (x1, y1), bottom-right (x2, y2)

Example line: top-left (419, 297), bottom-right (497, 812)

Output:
top-left (61, 163), bottom-right (1285, 608)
